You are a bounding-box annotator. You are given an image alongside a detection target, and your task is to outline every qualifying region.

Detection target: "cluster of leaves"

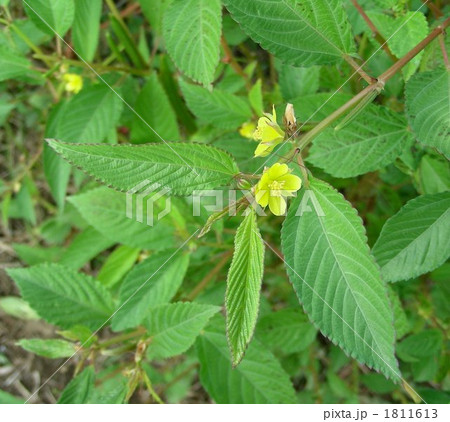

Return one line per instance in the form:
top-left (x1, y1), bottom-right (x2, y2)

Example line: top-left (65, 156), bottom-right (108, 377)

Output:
top-left (0, 0), bottom-right (449, 404)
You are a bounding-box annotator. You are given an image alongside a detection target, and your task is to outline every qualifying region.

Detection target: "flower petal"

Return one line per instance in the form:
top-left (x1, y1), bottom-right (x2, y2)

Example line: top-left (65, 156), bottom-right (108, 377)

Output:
top-left (255, 189), bottom-right (269, 207)
top-left (281, 174), bottom-right (302, 191)
top-left (268, 195), bottom-right (286, 216)
top-left (254, 142), bottom-right (273, 157)
top-left (268, 163), bottom-right (289, 180)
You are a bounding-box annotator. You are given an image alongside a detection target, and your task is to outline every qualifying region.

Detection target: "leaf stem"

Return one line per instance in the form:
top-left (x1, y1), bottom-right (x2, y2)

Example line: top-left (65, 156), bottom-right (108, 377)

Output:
top-left (343, 54), bottom-right (375, 84)
top-left (221, 36), bottom-right (250, 88)
top-left (350, 0), bottom-right (397, 62)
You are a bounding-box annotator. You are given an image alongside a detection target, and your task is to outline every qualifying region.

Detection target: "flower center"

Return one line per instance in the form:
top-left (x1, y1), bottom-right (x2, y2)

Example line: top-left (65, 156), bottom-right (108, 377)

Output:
top-left (268, 180), bottom-right (285, 197)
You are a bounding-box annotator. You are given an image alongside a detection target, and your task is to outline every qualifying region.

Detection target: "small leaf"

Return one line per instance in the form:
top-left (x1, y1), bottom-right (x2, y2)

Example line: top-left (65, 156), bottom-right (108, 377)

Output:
top-left (281, 178), bottom-right (399, 380)
top-left (111, 251), bottom-right (190, 331)
top-left (130, 73), bottom-right (180, 143)
top-left (223, 0), bottom-right (355, 66)
top-left (226, 210), bottom-right (264, 366)
top-left (405, 68), bottom-right (449, 157)
top-left (373, 192), bottom-right (450, 283)
top-left (58, 367), bottom-right (95, 404)
top-left (0, 46), bottom-right (38, 82)
top-left (47, 139), bottom-right (240, 196)
top-left (196, 316), bottom-right (297, 404)
top-left (72, 0), bottom-right (102, 62)
top-left (7, 263), bottom-right (114, 330)
top-left (18, 339), bottom-right (76, 359)
top-left (163, 0), bottom-right (222, 86)
top-left (180, 79), bottom-right (252, 129)
top-left (144, 302), bottom-right (220, 359)
top-left (24, 0), bottom-right (75, 37)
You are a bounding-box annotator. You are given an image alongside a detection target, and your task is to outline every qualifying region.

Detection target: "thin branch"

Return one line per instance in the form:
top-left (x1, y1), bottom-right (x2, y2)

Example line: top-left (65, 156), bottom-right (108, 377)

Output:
top-left (439, 34), bottom-right (449, 70)
top-left (343, 54), bottom-right (376, 84)
top-left (221, 36), bottom-right (250, 88)
top-left (351, 0), bottom-right (398, 62)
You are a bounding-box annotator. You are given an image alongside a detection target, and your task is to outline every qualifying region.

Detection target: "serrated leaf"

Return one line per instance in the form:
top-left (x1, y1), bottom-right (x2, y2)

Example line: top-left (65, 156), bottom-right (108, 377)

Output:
top-left (111, 251), bottom-right (190, 331)
top-left (226, 210), bottom-right (264, 366)
top-left (277, 61), bottom-right (320, 101)
top-left (163, 0), bottom-right (222, 86)
top-left (47, 139), bottom-right (240, 196)
top-left (373, 192), bottom-right (450, 283)
top-left (138, 0), bottom-right (174, 35)
top-left (69, 187), bottom-right (175, 251)
top-left (405, 68), bottom-right (449, 157)
top-left (196, 316), bottom-right (297, 404)
top-left (58, 367), bottom-right (95, 404)
top-left (256, 308), bottom-right (317, 354)
top-left (18, 339), bottom-right (76, 359)
top-left (97, 245), bottom-right (140, 288)
top-left (281, 178), bottom-right (399, 380)
top-left (416, 155), bottom-right (450, 195)
top-left (6, 263), bottom-right (114, 330)
top-left (397, 330), bottom-right (443, 363)
top-left (144, 302), bottom-right (220, 359)
top-left (180, 79), bottom-right (252, 129)
top-left (24, 0), bottom-right (75, 37)
top-left (72, 0), bottom-right (102, 62)
top-left (130, 73), bottom-right (180, 143)
top-left (223, 0), bottom-right (355, 66)
top-left (367, 11), bottom-right (428, 80)
top-left (307, 105), bottom-right (414, 177)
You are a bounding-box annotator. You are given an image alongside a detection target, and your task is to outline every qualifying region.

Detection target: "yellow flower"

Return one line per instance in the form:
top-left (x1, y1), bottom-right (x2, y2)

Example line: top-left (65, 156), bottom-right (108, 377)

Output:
top-left (254, 163), bottom-right (301, 216)
top-left (253, 106), bottom-right (285, 157)
top-left (239, 122), bottom-right (257, 139)
top-left (63, 73), bottom-right (83, 94)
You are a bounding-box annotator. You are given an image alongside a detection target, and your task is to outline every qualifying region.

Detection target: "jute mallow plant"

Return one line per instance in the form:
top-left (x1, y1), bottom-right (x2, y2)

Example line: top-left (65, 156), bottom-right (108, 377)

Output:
top-left (1, 0), bottom-right (449, 404)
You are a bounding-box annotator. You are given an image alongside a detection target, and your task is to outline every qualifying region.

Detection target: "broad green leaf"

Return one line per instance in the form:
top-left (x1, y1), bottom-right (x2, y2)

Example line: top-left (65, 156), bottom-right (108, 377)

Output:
top-left (367, 11), bottom-right (428, 80)
top-left (58, 367), bottom-right (95, 404)
top-left (89, 372), bottom-right (128, 404)
top-left (281, 178), bottom-right (399, 380)
top-left (72, 0), bottom-right (102, 62)
top-left (196, 317), bottom-right (297, 404)
top-left (373, 192), bottom-right (450, 282)
top-left (180, 79), bottom-right (252, 129)
top-left (163, 0), bottom-right (222, 86)
top-left (307, 105), bottom-right (414, 177)
top-left (256, 308), bottom-right (317, 354)
top-left (130, 73), bottom-right (180, 143)
top-left (144, 302), bottom-right (220, 359)
top-left (97, 245), bottom-right (140, 288)
top-left (416, 155), bottom-right (450, 195)
top-left (277, 62), bottom-right (320, 101)
top-left (291, 92), bottom-right (353, 122)
top-left (111, 251), bottom-right (190, 331)
top-left (138, 0), bottom-right (174, 35)
top-left (226, 210), bottom-right (264, 366)
top-left (396, 330), bottom-right (443, 363)
top-left (18, 339), bottom-right (76, 359)
top-left (47, 139), bottom-right (240, 195)
top-left (6, 263), bottom-right (114, 330)
top-left (223, 0), bottom-right (355, 66)
top-left (405, 68), bottom-right (450, 157)
top-left (58, 227), bottom-right (114, 270)
top-left (69, 187), bottom-right (175, 251)
top-left (0, 46), bottom-right (38, 82)
top-left (24, 0), bottom-right (75, 37)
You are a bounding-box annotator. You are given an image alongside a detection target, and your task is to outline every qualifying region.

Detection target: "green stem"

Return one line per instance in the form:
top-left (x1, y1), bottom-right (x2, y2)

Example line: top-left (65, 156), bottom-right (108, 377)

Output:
top-left (142, 371), bottom-right (164, 404)
top-left (98, 327), bottom-right (146, 348)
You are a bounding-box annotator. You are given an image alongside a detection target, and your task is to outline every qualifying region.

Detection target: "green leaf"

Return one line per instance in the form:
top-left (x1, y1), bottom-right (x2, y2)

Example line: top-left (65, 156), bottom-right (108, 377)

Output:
top-left (248, 79), bottom-right (264, 116)
top-left (47, 139), bottom-right (240, 196)
top-left (144, 302), bottom-right (220, 359)
top-left (307, 105), bottom-right (414, 177)
top-left (180, 79), bottom-right (252, 129)
top-left (0, 390), bottom-right (24, 404)
top-left (97, 245), bottom-right (140, 288)
top-left (111, 251), bottom-right (190, 331)
top-left (281, 178), bottom-right (399, 380)
top-left (373, 192), bottom-right (450, 283)
top-left (0, 296), bottom-right (40, 320)
top-left (130, 73), bottom-right (180, 143)
top-left (6, 263), bottom-right (114, 330)
top-left (196, 316), bottom-right (297, 403)
top-left (24, 0), bottom-right (75, 37)
top-left (226, 210), bottom-right (264, 366)
top-left (69, 187), bottom-right (175, 251)
top-left (58, 367), bottom-right (95, 404)
top-left (0, 46), bottom-right (38, 82)
top-left (416, 155), bottom-right (450, 195)
top-left (163, 0), bottom-right (222, 86)
top-left (367, 11), bottom-right (428, 80)
top-left (256, 308), bottom-right (317, 354)
top-left (277, 61), bottom-right (320, 101)
top-left (405, 68), bottom-right (450, 157)
top-left (72, 0), bottom-right (102, 62)
top-left (18, 339), bottom-right (76, 359)
top-left (223, 0), bottom-right (355, 66)
top-left (397, 330), bottom-right (443, 363)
